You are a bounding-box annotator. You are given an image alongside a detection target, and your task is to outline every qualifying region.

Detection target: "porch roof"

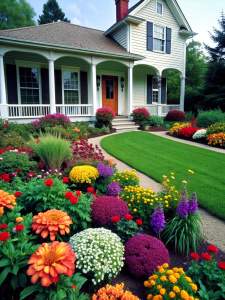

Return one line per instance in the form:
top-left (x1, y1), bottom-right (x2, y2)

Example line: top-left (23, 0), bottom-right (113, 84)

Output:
top-left (0, 21), bottom-right (143, 60)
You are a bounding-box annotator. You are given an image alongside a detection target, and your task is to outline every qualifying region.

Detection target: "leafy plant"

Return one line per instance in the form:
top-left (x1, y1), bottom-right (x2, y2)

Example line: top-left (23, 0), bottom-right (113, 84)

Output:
top-left (101, 125), bottom-right (110, 134)
top-left (185, 111), bottom-right (196, 121)
top-left (0, 132), bottom-right (28, 148)
top-left (112, 170), bottom-right (140, 189)
top-left (131, 107), bottom-right (150, 121)
top-left (196, 109), bottom-right (225, 128)
top-left (165, 110), bottom-right (185, 121)
top-left (206, 122), bottom-right (225, 135)
top-left (95, 106), bottom-right (115, 128)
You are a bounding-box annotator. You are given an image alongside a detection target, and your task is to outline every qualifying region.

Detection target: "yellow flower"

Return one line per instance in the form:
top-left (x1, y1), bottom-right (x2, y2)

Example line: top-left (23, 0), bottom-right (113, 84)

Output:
top-left (153, 296), bottom-right (163, 300)
top-left (180, 290), bottom-right (189, 300)
top-left (188, 169), bottom-right (194, 174)
top-left (163, 175), bottom-right (167, 179)
top-left (133, 208), bottom-right (137, 212)
top-left (149, 275), bottom-right (158, 280)
top-left (157, 285), bottom-right (162, 290)
top-left (182, 180), bottom-right (187, 184)
top-left (166, 270), bottom-right (174, 275)
top-left (173, 273), bottom-right (180, 279)
top-left (147, 295), bottom-right (153, 300)
top-left (144, 281), bottom-right (149, 287)
top-left (172, 267), bottom-right (179, 272)
top-left (163, 263), bottom-right (169, 268)
top-left (69, 166), bottom-right (99, 183)
top-left (16, 217), bottom-right (23, 223)
top-left (160, 276), bottom-right (167, 282)
top-left (169, 291), bottom-right (176, 298)
top-left (185, 276), bottom-right (192, 283)
top-left (189, 297), bottom-right (194, 300)
top-left (171, 176), bottom-right (175, 179)
top-left (160, 288), bottom-right (166, 295)
top-left (170, 172), bottom-right (174, 175)
top-left (169, 275), bottom-right (177, 283)
top-left (190, 283), bottom-right (198, 291)
top-left (173, 286), bottom-right (180, 293)
top-left (159, 268), bottom-right (165, 274)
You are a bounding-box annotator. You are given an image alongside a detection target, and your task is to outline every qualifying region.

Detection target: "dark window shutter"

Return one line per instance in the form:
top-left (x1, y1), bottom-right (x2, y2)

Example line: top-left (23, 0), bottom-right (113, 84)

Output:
top-left (80, 71), bottom-right (88, 104)
top-left (161, 78), bottom-right (167, 104)
top-left (147, 75), bottom-right (153, 104)
top-left (6, 64), bottom-right (18, 104)
top-left (55, 69), bottom-right (62, 104)
top-left (41, 68), bottom-right (49, 104)
top-left (147, 22), bottom-right (153, 51)
top-left (166, 27), bottom-right (172, 54)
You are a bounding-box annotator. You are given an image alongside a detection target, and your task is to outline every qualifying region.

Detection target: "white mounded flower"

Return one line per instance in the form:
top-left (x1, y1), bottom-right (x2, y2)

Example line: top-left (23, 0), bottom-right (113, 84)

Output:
top-left (192, 129), bottom-right (207, 139)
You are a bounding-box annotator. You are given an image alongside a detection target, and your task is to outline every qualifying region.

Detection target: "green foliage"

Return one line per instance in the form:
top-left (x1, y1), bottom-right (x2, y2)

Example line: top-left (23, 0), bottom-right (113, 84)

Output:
top-left (38, 0), bottom-right (70, 24)
top-left (101, 125), bottom-right (110, 134)
top-left (0, 0), bottom-right (36, 30)
top-left (0, 132), bottom-right (27, 148)
top-left (148, 115), bottom-right (164, 127)
top-left (166, 70), bottom-right (180, 104)
top-left (112, 170), bottom-right (140, 189)
top-left (45, 125), bottom-right (79, 141)
top-left (185, 111), bottom-right (195, 122)
top-left (196, 109), bottom-right (225, 127)
top-left (0, 152), bottom-right (37, 181)
top-left (87, 126), bottom-right (103, 135)
top-left (206, 122), bottom-right (225, 135)
top-left (29, 133), bottom-right (72, 170)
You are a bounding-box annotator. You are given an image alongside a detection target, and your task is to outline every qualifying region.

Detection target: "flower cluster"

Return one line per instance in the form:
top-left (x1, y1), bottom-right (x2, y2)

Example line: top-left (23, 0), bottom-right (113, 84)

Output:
top-left (112, 170), bottom-right (140, 188)
top-left (124, 234), bottom-right (169, 278)
top-left (178, 127), bottom-right (202, 138)
top-left (32, 113), bottom-right (71, 128)
top-left (92, 283), bottom-right (140, 300)
top-left (165, 110), bottom-right (186, 121)
top-left (192, 129), bottom-right (207, 139)
top-left (69, 228), bottom-right (124, 285)
top-left (144, 264), bottom-right (199, 300)
top-left (151, 206), bottom-right (165, 233)
top-left (97, 162), bottom-right (114, 178)
top-left (96, 106), bottom-right (115, 122)
top-left (0, 189), bottom-right (17, 215)
top-left (0, 145), bottom-right (33, 156)
top-left (177, 189), bottom-right (198, 218)
top-left (207, 132), bottom-right (225, 147)
top-left (107, 181), bottom-right (122, 196)
top-left (131, 108), bottom-right (150, 121)
top-left (169, 123), bottom-right (190, 135)
top-left (70, 139), bottom-right (104, 162)
top-left (69, 165), bottom-right (99, 184)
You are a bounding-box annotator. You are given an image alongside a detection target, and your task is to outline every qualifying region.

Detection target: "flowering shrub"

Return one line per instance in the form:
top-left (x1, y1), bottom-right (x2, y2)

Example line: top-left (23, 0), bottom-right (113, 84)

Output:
top-left (69, 228), bottom-right (124, 286)
top-left (69, 165), bottom-right (99, 184)
top-left (31, 113), bottom-right (71, 130)
top-left (0, 189), bottom-right (17, 215)
top-left (169, 123), bottom-right (190, 135)
top-left (178, 127), bottom-right (202, 138)
top-left (131, 108), bottom-right (150, 121)
top-left (97, 162), bottom-right (114, 178)
top-left (112, 170), bottom-right (140, 189)
top-left (92, 283), bottom-right (140, 300)
top-left (91, 196), bottom-right (129, 226)
top-left (144, 264), bottom-right (199, 300)
top-left (192, 129), bottom-right (207, 139)
top-left (96, 106), bottom-right (115, 128)
top-left (207, 132), bottom-right (225, 147)
top-left (165, 110), bottom-right (185, 121)
top-left (206, 122), bottom-right (225, 135)
top-left (124, 234), bottom-right (169, 278)
top-left (107, 181), bottom-right (122, 196)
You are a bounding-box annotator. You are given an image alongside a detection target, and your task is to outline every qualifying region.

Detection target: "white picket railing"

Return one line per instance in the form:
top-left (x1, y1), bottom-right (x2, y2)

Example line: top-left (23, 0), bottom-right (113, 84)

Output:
top-left (55, 104), bottom-right (93, 116)
top-left (8, 105), bottom-right (51, 118)
top-left (161, 105), bottom-right (181, 115)
top-left (132, 105), bottom-right (158, 115)
top-left (132, 104), bottom-right (181, 116)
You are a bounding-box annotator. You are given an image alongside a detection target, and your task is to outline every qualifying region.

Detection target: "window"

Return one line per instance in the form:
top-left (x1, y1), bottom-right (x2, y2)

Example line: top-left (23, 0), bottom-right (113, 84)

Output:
top-left (152, 77), bottom-right (158, 103)
top-left (157, 2), bottom-right (163, 15)
top-left (63, 71), bottom-right (79, 104)
top-left (153, 24), bottom-right (165, 52)
top-left (19, 67), bottom-right (40, 104)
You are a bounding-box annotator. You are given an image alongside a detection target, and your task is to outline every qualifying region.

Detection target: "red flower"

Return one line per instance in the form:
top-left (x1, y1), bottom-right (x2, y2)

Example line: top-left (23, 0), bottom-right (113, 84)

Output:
top-left (65, 191), bottom-right (73, 199)
top-left (3, 174), bottom-right (10, 182)
top-left (207, 245), bottom-right (218, 254)
top-left (0, 224), bottom-right (8, 229)
top-left (201, 253), bottom-right (211, 260)
top-left (3, 122), bottom-right (9, 127)
top-left (28, 172), bottom-right (35, 177)
top-left (0, 232), bottom-right (10, 241)
top-left (70, 195), bottom-right (78, 204)
top-left (51, 276), bottom-right (59, 283)
top-left (71, 285), bottom-right (76, 290)
top-left (16, 170), bottom-right (22, 174)
top-left (190, 253), bottom-right (200, 260)
top-left (87, 187), bottom-right (94, 193)
top-left (125, 214), bottom-right (133, 221)
top-left (36, 140), bottom-right (40, 144)
top-left (111, 216), bottom-right (120, 223)
top-left (76, 191), bottom-right (81, 196)
top-left (15, 224), bottom-right (24, 232)
top-left (92, 193), bottom-right (97, 197)
top-left (62, 177), bottom-right (69, 183)
top-left (136, 219), bottom-right (142, 226)
top-left (218, 262), bottom-right (225, 270)
top-left (45, 179), bottom-right (54, 187)
top-left (14, 192), bottom-right (22, 197)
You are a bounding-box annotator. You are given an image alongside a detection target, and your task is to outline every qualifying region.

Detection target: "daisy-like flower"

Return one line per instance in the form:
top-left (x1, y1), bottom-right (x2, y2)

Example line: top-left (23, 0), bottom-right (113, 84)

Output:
top-left (27, 241), bottom-right (75, 287)
top-left (0, 189), bottom-right (17, 215)
top-left (32, 209), bottom-right (73, 241)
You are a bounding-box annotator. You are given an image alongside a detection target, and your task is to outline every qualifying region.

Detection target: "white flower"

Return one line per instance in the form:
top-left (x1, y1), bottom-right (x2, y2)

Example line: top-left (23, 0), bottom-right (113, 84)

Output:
top-left (192, 129), bottom-right (207, 139)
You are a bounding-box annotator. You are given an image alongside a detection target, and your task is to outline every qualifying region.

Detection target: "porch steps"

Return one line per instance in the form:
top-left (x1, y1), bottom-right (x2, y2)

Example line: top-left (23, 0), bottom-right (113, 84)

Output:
top-left (112, 116), bottom-right (139, 132)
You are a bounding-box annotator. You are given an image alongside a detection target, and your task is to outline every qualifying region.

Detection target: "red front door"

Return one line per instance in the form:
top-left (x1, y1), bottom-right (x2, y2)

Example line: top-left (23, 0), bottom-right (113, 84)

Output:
top-left (102, 76), bottom-right (118, 115)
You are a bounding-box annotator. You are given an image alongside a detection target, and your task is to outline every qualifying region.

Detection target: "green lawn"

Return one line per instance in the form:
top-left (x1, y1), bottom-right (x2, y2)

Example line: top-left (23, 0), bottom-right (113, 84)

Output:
top-left (101, 132), bottom-right (225, 220)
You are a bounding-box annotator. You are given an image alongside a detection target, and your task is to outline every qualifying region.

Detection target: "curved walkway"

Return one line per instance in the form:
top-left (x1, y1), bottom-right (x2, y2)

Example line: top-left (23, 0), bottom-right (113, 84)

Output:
top-left (89, 132), bottom-right (225, 252)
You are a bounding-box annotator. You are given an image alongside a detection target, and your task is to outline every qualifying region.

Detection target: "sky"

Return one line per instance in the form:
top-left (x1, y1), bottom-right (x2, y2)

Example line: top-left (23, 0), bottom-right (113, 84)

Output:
top-left (29, 0), bottom-right (224, 49)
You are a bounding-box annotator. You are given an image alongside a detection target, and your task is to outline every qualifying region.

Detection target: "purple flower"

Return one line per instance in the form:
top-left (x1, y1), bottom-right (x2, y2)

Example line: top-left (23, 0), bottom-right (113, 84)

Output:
top-left (107, 182), bottom-right (122, 197)
top-left (177, 188), bottom-right (189, 218)
top-left (189, 192), bottom-right (198, 214)
top-left (97, 162), bottom-right (114, 178)
top-left (150, 206), bottom-right (165, 233)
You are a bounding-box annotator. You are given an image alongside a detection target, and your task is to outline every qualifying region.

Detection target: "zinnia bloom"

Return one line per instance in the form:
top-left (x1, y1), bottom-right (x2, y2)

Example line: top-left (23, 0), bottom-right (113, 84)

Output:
top-left (125, 214), bottom-right (133, 221)
top-left (218, 262), bottom-right (225, 270)
top-left (0, 224), bottom-right (8, 229)
top-left (70, 195), bottom-right (78, 204)
top-left (111, 216), bottom-right (120, 223)
top-left (62, 177), bottom-right (69, 183)
top-left (201, 253), bottom-right (211, 260)
top-left (0, 189), bottom-right (17, 215)
top-left (65, 191), bottom-right (73, 199)
top-left (87, 187), bottom-right (94, 193)
top-left (14, 192), bottom-right (22, 197)
top-left (75, 191), bottom-right (81, 196)
top-left (32, 209), bottom-right (73, 241)
top-left (136, 219), bottom-right (142, 226)
top-left (3, 174), bottom-right (10, 182)
top-left (207, 245), bottom-right (218, 254)
top-left (27, 241), bottom-right (75, 286)
top-left (190, 253), bottom-right (200, 260)
top-left (45, 179), bottom-right (54, 187)
top-left (0, 231), bottom-right (10, 241)
top-left (15, 224), bottom-right (24, 232)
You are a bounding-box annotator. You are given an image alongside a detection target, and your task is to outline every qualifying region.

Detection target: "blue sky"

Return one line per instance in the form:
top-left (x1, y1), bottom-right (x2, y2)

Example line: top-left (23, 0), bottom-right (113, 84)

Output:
top-left (30, 0), bottom-right (224, 48)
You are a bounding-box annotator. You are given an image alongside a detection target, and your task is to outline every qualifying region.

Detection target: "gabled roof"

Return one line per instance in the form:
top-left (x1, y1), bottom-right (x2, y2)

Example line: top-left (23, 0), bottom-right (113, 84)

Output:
top-left (0, 21), bottom-right (143, 60)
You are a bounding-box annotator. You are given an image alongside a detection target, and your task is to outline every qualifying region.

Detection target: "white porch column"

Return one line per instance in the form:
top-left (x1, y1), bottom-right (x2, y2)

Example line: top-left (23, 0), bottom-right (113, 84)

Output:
top-left (0, 54), bottom-right (8, 119)
top-left (180, 76), bottom-right (185, 112)
top-left (157, 75), bottom-right (162, 116)
top-left (91, 63), bottom-right (97, 116)
top-left (128, 65), bottom-right (133, 117)
top-left (49, 59), bottom-right (56, 114)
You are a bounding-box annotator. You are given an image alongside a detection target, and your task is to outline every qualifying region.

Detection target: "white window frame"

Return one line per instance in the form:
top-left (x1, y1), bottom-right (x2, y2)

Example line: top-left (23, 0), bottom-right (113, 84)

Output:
top-left (152, 76), bottom-right (158, 104)
top-left (61, 66), bottom-right (81, 105)
top-left (16, 61), bottom-right (42, 105)
top-left (156, 1), bottom-right (163, 16)
top-left (153, 24), bottom-right (165, 53)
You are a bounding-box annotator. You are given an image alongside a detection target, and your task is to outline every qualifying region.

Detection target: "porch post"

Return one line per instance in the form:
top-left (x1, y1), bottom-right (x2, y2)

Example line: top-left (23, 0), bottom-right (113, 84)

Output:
top-left (180, 76), bottom-right (185, 112)
top-left (128, 65), bottom-right (133, 117)
top-left (49, 59), bottom-right (56, 114)
top-left (91, 63), bottom-right (97, 116)
top-left (157, 75), bottom-right (162, 116)
top-left (0, 54), bottom-right (8, 119)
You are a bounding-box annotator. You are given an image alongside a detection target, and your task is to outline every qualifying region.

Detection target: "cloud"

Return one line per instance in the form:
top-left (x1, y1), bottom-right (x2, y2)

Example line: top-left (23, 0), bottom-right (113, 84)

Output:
top-left (87, 2), bottom-right (98, 14)
top-left (71, 17), bottom-right (82, 25)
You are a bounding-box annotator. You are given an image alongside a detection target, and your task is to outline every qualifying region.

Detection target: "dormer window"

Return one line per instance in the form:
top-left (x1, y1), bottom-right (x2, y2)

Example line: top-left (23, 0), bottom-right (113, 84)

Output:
top-left (157, 2), bottom-right (163, 15)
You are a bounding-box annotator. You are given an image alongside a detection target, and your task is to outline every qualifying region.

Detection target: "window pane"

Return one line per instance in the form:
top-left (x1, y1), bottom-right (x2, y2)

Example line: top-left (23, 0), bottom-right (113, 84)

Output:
top-left (153, 91), bottom-right (158, 102)
top-left (64, 90), bottom-right (79, 104)
top-left (21, 89), bottom-right (39, 104)
top-left (154, 25), bottom-right (164, 39)
top-left (153, 78), bottom-right (158, 89)
top-left (19, 67), bottom-right (39, 88)
top-left (64, 72), bottom-right (78, 89)
top-left (153, 38), bottom-right (164, 51)
top-left (157, 3), bottom-right (162, 15)
top-left (106, 79), bottom-right (114, 99)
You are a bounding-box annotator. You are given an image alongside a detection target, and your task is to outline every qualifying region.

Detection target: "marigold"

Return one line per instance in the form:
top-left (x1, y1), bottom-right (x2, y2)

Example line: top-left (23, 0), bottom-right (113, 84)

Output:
top-left (159, 288), bottom-right (166, 295)
top-left (185, 276), bottom-right (192, 283)
top-left (169, 291), bottom-right (176, 298)
top-left (160, 276), bottom-right (167, 282)
top-left (173, 286), bottom-right (180, 293)
top-left (180, 290), bottom-right (189, 300)
top-left (190, 283), bottom-right (198, 291)
top-left (92, 283), bottom-right (140, 300)
top-left (147, 295), bottom-right (153, 300)
top-left (157, 285), bottom-right (162, 290)
top-left (152, 296), bottom-right (162, 300)
top-left (32, 209), bottom-right (73, 241)
top-left (69, 166), bottom-right (99, 184)
top-left (169, 275), bottom-right (177, 283)
top-left (27, 241), bottom-right (75, 287)
top-left (0, 189), bottom-right (17, 215)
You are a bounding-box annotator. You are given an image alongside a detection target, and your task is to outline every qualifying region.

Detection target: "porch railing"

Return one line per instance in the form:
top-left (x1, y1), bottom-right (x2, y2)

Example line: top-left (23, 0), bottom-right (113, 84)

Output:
top-left (132, 104), bottom-right (181, 116)
top-left (132, 105), bottom-right (158, 115)
top-left (161, 105), bottom-right (181, 115)
top-left (55, 104), bottom-right (92, 116)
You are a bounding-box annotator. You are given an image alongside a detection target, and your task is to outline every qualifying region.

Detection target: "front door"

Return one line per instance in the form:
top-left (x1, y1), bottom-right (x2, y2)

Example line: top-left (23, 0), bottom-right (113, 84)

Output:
top-left (102, 75), bottom-right (118, 115)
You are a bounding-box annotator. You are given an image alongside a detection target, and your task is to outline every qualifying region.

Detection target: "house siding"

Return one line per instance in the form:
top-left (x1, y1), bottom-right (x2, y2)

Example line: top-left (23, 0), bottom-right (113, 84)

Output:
top-left (111, 25), bottom-right (128, 50)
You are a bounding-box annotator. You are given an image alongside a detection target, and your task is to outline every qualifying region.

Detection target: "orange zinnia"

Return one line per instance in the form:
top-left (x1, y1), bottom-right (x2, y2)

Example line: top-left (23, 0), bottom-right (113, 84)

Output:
top-left (32, 209), bottom-right (73, 241)
top-left (27, 241), bottom-right (75, 286)
top-left (0, 189), bottom-right (17, 215)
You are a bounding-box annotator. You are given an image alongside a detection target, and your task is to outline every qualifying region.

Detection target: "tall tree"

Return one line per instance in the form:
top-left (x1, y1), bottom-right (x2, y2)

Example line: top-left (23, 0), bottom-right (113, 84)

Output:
top-left (205, 11), bottom-right (225, 62)
top-left (38, 0), bottom-right (70, 25)
top-left (0, 0), bottom-right (36, 30)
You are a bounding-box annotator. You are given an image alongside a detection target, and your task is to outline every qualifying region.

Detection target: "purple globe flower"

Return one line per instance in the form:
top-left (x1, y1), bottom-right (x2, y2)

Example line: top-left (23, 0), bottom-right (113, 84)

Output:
top-left (177, 188), bottom-right (189, 218)
top-left (150, 206), bottom-right (165, 233)
top-left (97, 162), bottom-right (114, 178)
top-left (189, 192), bottom-right (198, 214)
top-left (107, 181), bottom-right (122, 197)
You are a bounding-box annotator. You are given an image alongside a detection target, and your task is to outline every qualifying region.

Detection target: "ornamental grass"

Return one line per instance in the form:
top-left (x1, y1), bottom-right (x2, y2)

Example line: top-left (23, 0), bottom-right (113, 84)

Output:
top-left (92, 283), bottom-right (140, 300)
top-left (0, 189), bottom-right (17, 215)
top-left (69, 165), bottom-right (99, 184)
top-left (112, 170), bottom-right (140, 189)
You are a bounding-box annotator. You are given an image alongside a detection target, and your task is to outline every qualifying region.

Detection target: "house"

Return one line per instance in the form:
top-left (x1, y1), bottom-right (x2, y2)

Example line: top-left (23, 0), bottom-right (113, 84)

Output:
top-left (0, 0), bottom-right (195, 123)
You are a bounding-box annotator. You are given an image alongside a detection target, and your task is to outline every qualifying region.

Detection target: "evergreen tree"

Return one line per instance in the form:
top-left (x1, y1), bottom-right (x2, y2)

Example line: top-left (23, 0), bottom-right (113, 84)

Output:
top-left (205, 11), bottom-right (225, 62)
top-left (38, 0), bottom-right (70, 25)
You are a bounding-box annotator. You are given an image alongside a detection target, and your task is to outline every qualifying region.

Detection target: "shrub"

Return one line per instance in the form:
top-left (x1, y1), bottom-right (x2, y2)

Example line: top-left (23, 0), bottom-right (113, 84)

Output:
top-left (92, 283), bottom-right (140, 300)
top-left (69, 228), bottom-right (124, 286)
top-left (206, 122), bottom-right (225, 135)
top-left (185, 111), bottom-right (195, 121)
top-left (147, 115), bottom-right (164, 127)
top-left (131, 108), bottom-right (150, 121)
top-left (0, 152), bottom-right (38, 181)
top-left (95, 106), bottom-right (115, 128)
top-left (124, 234), bottom-right (169, 278)
top-left (0, 132), bottom-right (27, 148)
top-left (71, 139), bottom-right (105, 162)
top-left (31, 113), bottom-right (71, 130)
top-left (207, 133), bottom-right (225, 147)
top-left (196, 109), bottom-right (225, 128)
top-left (45, 125), bottom-right (80, 141)
top-left (29, 133), bottom-right (72, 170)
top-left (144, 264), bottom-right (198, 300)
top-left (112, 170), bottom-right (140, 189)
top-left (165, 110), bottom-right (185, 121)
top-left (169, 122), bottom-right (190, 135)
top-left (91, 196), bottom-right (129, 227)
top-left (192, 129), bottom-right (207, 139)
top-left (177, 127), bottom-right (202, 138)
top-left (88, 127), bottom-right (103, 135)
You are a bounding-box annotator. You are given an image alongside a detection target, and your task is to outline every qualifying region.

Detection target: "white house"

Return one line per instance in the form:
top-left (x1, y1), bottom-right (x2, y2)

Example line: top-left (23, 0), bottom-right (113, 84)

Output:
top-left (0, 0), bottom-right (195, 123)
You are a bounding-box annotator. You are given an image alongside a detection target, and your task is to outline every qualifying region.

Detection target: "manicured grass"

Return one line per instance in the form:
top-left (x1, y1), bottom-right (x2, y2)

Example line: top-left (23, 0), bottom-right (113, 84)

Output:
top-left (101, 131), bottom-right (225, 220)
